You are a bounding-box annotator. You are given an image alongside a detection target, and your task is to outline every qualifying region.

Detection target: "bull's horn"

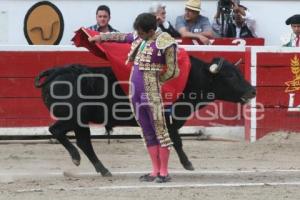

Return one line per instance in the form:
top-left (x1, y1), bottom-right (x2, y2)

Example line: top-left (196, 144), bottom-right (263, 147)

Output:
top-left (209, 64), bottom-right (219, 74)
top-left (209, 58), bottom-right (224, 74)
top-left (234, 58), bottom-right (242, 66)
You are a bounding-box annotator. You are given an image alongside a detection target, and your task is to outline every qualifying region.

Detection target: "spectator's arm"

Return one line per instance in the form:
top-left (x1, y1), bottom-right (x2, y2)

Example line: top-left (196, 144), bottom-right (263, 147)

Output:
top-left (179, 27), bottom-right (212, 45)
top-left (160, 22), bottom-right (181, 38)
top-left (232, 1), bottom-right (246, 16)
top-left (200, 19), bottom-right (214, 38)
top-left (212, 18), bottom-right (221, 37)
top-left (175, 16), bottom-right (213, 44)
top-left (214, 9), bottom-right (221, 19)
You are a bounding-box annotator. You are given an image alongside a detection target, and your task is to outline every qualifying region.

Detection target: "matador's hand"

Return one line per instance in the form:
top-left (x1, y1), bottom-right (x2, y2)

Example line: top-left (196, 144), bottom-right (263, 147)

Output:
top-left (88, 34), bottom-right (102, 43)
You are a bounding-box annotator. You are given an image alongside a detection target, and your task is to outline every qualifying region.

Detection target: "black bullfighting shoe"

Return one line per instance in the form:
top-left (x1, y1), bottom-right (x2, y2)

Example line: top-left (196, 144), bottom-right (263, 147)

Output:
top-left (139, 173), bottom-right (157, 182)
top-left (156, 175), bottom-right (171, 183)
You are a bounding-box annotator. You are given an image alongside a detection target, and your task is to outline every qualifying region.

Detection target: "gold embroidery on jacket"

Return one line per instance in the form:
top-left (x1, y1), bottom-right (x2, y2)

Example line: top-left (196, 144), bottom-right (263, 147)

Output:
top-left (143, 71), bottom-right (173, 147)
top-left (156, 32), bottom-right (176, 49)
top-left (126, 38), bottom-right (143, 64)
top-left (160, 46), bottom-right (179, 82)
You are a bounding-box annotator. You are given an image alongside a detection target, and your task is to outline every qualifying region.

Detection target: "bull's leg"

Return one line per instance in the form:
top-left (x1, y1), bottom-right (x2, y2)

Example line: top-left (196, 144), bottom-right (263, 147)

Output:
top-left (168, 125), bottom-right (194, 171)
top-left (74, 127), bottom-right (112, 177)
top-left (49, 122), bottom-right (81, 166)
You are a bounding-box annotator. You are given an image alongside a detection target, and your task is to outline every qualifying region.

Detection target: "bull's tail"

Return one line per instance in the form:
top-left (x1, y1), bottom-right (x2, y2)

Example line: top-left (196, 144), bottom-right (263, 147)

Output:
top-left (34, 68), bottom-right (59, 88)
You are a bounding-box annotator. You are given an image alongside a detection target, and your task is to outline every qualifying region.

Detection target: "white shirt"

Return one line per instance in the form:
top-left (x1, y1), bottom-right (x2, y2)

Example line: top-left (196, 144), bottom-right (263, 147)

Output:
top-left (281, 32), bottom-right (300, 47)
top-left (212, 10), bottom-right (257, 37)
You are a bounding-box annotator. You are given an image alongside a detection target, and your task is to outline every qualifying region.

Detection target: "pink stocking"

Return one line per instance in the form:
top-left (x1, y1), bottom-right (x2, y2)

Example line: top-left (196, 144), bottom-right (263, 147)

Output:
top-left (158, 146), bottom-right (170, 177)
top-left (147, 145), bottom-right (160, 176)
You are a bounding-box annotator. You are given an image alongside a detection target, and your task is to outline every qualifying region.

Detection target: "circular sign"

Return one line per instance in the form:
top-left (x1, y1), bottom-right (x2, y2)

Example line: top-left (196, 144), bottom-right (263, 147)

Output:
top-left (24, 1), bottom-right (64, 45)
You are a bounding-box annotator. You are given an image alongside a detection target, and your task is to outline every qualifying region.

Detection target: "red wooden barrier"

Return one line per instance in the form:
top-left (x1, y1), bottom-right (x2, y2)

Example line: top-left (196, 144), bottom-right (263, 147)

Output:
top-left (0, 46), bottom-right (245, 127)
top-left (0, 50), bottom-right (109, 127)
top-left (251, 49), bottom-right (300, 140)
top-left (4, 45), bottom-right (300, 142)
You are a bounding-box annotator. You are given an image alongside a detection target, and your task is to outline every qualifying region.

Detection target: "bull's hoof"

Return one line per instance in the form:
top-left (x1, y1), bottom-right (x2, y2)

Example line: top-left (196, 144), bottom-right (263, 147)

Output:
top-left (72, 159), bottom-right (80, 166)
top-left (101, 170), bottom-right (112, 177)
top-left (182, 162), bottom-right (195, 171)
top-left (70, 149), bottom-right (81, 166)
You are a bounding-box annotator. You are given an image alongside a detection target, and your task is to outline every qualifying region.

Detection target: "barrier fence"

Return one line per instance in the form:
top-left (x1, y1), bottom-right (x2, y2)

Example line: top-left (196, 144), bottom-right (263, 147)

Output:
top-left (0, 44), bottom-right (299, 141)
top-left (247, 46), bottom-right (300, 141)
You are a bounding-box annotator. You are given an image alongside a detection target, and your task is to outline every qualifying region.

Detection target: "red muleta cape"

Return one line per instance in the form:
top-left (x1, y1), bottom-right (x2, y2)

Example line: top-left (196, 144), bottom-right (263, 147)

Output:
top-left (72, 28), bottom-right (191, 104)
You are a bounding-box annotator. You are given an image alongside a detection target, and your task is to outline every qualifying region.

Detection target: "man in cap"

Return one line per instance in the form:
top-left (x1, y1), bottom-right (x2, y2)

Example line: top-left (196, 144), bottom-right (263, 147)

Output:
top-left (283, 14), bottom-right (300, 47)
top-left (175, 0), bottom-right (213, 44)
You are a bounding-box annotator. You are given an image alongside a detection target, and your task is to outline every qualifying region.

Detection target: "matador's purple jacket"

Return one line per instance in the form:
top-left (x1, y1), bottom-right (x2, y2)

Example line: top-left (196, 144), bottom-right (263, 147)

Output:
top-left (99, 30), bottom-right (179, 147)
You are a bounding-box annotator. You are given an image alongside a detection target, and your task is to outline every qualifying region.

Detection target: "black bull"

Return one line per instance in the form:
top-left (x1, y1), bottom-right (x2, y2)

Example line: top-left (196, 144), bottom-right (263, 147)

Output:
top-left (35, 56), bottom-right (256, 176)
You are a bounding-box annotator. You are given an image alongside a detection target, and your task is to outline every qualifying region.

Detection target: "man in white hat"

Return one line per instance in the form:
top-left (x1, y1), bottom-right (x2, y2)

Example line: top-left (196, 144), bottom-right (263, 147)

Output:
top-left (175, 0), bottom-right (213, 44)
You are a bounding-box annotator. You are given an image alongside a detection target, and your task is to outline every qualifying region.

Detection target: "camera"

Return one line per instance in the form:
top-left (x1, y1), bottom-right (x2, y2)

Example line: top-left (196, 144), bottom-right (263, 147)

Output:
top-left (218, 0), bottom-right (233, 14)
top-left (217, 0), bottom-right (240, 36)
top-left (219, 0), bottom-right (232, 9)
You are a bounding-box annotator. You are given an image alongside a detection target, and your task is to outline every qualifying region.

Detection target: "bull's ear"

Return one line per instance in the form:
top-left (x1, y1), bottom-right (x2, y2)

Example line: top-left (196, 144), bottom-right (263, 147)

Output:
top-left (209, 58), bottom-right (224, 74)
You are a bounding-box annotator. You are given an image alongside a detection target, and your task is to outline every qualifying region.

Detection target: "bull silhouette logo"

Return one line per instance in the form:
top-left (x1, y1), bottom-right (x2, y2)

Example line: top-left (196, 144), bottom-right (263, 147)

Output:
top-left (23, 1), bottom-right (64, 45)
top-left (285, 55), bottom-right (300, 92)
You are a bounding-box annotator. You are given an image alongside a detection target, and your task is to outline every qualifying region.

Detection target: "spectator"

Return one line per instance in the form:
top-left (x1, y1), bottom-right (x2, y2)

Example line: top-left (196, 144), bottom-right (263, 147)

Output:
top-left (175, 0), bottom-right (213, 45)
top-left (149, 2), bottom-right (181, 38)
top-left (212, 1), bottom-right (256, 38)
top-left (282, 14), bottom-right (300, 47)
top-left (88, 5), bottom-right (118, 33)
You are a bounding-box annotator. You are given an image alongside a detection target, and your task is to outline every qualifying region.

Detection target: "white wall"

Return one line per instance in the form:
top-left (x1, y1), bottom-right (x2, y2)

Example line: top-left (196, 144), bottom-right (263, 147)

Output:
top-left (0, 0), bottom-right (299, 45)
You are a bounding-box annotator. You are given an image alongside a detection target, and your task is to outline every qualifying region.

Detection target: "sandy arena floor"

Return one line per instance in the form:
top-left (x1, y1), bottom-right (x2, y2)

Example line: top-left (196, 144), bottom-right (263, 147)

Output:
top-left (0, 131), bottom-right (300, 200)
